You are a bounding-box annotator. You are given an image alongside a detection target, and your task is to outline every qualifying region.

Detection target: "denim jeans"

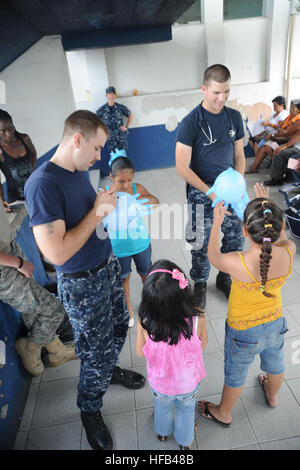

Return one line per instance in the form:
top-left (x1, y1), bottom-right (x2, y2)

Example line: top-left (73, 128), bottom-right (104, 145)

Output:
top-left (224, 317), bottom-right (288, 388)
top-left (118, 244), bottom-right (152, 279)
top-left (150, 383), bottom-right (199, 447)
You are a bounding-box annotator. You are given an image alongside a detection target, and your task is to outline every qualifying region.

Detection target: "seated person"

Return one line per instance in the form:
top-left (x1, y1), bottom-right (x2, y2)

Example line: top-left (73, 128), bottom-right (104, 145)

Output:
top-left (247, 96), bottom-right (288, 167)
top-left (0, 201), bottom-right (76, 376)
top-left (264, 132), bottom-right (300, 186)
top-left (246, 99), bottom-right (300, 174)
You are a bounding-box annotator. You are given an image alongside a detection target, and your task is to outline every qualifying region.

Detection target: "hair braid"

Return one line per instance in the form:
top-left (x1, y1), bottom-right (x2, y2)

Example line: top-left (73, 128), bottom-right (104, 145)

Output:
top-left (244, 198), bottom-right (283, 298)
top-left (259, 203), bottom-right (274, 297)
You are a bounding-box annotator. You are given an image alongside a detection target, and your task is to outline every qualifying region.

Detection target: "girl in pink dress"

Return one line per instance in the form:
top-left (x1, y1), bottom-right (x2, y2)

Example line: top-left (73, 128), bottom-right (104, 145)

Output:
top-left (136, 259), bottom-right (207, 449)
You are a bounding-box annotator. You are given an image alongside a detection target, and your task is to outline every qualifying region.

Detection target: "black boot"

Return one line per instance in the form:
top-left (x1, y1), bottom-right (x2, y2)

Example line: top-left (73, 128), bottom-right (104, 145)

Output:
top-left (216, 272), bottom-right (232, 299)
top-left (193, 281), bottom-right (207, 309)
top-left (81, 410), bottom-right (113, 450)
top-left (110, 366), bottom-right (146, 389)
top-left (264, 178), bottom-right (283, 186)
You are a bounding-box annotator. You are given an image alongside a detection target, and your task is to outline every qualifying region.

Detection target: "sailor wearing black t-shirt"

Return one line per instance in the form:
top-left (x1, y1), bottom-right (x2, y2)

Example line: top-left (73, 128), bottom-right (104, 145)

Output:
top-left (176, 64), bottom-right (246, 309)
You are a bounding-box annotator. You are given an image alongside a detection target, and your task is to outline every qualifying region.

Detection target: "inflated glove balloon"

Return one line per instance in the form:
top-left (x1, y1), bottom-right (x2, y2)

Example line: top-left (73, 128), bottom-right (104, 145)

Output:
top-left (102, 191), bottom-right (153, 232)
top-left (206, 167), bottom-right (250, 219)
top-left (230, 192), bottom-right (251, 220)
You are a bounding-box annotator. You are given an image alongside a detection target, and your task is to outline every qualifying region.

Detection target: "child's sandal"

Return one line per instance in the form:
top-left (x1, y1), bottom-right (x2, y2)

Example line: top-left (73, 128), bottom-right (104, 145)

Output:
top-left (157, 435), bottom-right (168, 442)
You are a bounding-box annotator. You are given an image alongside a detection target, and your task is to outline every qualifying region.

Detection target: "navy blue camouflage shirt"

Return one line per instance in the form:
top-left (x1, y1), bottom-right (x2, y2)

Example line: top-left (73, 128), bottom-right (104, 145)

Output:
top-left (96, 102), bottom-right (131, 152)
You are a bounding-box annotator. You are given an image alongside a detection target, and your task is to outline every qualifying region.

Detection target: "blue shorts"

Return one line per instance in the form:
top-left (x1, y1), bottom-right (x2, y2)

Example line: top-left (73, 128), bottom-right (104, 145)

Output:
top-left (118, 244), bottom-right (152, 279)
top-left (224, 317), bottom-right (288, 388)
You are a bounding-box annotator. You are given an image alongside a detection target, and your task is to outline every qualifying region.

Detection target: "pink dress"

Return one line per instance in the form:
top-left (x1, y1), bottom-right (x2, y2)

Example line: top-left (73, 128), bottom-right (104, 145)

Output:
top-left (143, 319), bottom-right (206, 395)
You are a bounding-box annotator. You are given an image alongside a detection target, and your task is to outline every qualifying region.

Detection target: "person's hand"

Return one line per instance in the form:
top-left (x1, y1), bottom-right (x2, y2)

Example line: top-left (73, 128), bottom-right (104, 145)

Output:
top-left (253, 182), bottom-right (269, 199)
top-left (95, 187), bottom-right (117, 219)
top-left (213, 201), bottom-right (226, 226)
top-left (2, 201), bottom-right (14, 213)
top-left (120, 126), bottom-right (128, 132)
top-left (18, 260), bottom-right (34, 278)
top-left (274, 145), bottom-right (285, 156)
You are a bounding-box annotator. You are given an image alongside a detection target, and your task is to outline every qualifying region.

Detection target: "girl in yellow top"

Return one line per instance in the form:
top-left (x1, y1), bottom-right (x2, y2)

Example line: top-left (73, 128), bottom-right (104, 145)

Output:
top-left (197, 183), bottom-right (296, 427)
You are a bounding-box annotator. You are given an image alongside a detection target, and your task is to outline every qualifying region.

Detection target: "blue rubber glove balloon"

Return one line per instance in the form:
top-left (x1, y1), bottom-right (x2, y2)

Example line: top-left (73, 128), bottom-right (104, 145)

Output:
top-left (102, 191), bottom-right (153, 232)
top-left (206, 167), bottom-right (250, 220)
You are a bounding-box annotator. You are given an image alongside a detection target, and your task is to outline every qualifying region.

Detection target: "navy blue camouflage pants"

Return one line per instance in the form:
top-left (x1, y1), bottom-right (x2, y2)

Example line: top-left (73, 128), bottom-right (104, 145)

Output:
top-left (57, 253), bottom-right (129, 413)
top-left (186, 187), bottom-right (244, 283)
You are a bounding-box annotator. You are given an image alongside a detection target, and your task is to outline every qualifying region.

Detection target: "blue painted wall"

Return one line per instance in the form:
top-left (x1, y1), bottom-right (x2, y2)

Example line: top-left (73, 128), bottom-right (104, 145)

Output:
top-left (0, 302), bottom-right (30, 450)
top-left (90, 124), bottom-right (177, 175)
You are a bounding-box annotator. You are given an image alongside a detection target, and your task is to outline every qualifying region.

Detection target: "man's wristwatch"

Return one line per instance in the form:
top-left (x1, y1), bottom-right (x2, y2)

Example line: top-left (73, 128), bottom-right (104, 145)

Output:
top-left (17, 256), bottom-right (23, 269)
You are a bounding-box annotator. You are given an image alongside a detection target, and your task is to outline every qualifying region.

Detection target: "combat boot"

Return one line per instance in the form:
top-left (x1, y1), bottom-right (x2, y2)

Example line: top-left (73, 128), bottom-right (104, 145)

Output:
top-left (15, 337), bottom-right (44, 376)
top-left (45, 335), bottom-right (76, 367)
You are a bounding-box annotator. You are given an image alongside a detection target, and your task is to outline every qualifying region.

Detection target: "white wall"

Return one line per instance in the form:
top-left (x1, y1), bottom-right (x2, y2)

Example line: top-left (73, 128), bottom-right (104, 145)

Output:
top-left (1, 1), bottom-right (300, 166)
top-left (106, 24), bottom-right (207, 96)
top-left (0, 36), bottom-right (75, 160)
top-left (66, 1), bottom-right (299, 137)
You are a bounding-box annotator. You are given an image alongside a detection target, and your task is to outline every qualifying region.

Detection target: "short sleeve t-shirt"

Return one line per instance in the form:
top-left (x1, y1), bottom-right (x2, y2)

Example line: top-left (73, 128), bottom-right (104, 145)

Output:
top-left (176, 104), bottom-right (244, 185)
top-left (24, 161), bottom-right (112, 274)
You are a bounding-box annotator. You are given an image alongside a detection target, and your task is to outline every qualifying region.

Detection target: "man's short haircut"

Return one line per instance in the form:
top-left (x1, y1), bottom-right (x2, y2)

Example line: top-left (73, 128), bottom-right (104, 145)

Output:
top-left (62, 110), bottom-right (109, 141)
top-left (203, 64), bottom-right (231, 86)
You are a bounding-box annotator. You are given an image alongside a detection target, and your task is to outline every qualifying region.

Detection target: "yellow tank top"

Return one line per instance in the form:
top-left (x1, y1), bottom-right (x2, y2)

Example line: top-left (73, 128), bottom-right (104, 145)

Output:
top-left (227, 245), bottom-right (293, 331)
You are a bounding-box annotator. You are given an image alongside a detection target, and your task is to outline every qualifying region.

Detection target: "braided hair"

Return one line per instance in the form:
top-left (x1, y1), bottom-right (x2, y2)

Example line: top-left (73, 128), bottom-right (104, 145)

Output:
top-left (244, 198), bottom-right (283, 297)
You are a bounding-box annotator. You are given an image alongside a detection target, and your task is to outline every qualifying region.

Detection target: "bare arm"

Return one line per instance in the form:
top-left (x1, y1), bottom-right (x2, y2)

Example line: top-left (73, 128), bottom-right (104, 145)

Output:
top-left (274, 133), bottom-right (300, 155)
top-left (136, 321), bottom-right (146, 357)
top-left (207, 202), bottom-right (239, 275)
top-left (135, 183), bottom-right (159, 205)
top-left (196, 313), bottom-right (208, 349)
top-left (278, 120), bottom-right (300, 138)
top-left (23, 134), bottom-right (37, 169)
top-left (33, 188), bottom-right (116, 266)
top-left (233, 138), bottom-right (245, 175)
top-left (0, 251), bottom-right (34, 278)
top-left (175, 142), bottom-right (215, 202)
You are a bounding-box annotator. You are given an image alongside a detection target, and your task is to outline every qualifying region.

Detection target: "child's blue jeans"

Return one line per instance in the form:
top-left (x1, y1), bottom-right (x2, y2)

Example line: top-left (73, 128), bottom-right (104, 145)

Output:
top-left (224, 317), bottom-right (288, 388)
top-left (150, 384), bottom-right (199, 447)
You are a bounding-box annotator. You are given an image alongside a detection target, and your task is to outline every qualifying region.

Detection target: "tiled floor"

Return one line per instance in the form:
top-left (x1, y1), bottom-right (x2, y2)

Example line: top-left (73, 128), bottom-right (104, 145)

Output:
top-left (13, 161), bottom-right (300, 450)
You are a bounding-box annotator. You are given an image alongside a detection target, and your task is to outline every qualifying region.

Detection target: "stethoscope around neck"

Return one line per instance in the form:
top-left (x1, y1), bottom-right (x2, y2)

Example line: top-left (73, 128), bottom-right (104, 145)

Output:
top-left (198, 103), bottom-right (235, 146)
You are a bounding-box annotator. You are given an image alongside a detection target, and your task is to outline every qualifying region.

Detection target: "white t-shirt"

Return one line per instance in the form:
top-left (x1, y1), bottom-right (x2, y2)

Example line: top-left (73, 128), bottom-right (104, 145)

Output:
top-left (265, 110), bottom-right (289, 133)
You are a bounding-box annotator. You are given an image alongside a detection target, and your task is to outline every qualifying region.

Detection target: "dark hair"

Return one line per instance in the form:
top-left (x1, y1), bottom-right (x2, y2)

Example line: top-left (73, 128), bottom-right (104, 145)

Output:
top-left (272, 96), bottom-right (286, 109)
top-left (244, 198), bottom-right (283, 297)
top-left (110, 156), bottom-right (134, 177)
top-left (138, 259), bottom-right (199, 345)
top-left (63, 110), bottom-right (109, 141)
top-left (0, 109), bottom-right (13, 122)
top-left (203, 64), bottom-right (231, 86)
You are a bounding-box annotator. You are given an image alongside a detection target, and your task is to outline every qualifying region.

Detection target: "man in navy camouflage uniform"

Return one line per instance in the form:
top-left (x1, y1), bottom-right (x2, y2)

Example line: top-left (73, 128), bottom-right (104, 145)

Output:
top-left (25, 110), bottom-right (145, 451)
top-left (96, 86), bottom-right (133, 153)
top-left (176, 65), bottom-right (245, 309)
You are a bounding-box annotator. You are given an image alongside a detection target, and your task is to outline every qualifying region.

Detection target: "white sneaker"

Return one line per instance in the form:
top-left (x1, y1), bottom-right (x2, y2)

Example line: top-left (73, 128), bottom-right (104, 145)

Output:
top-left (128, 317), bottom-right (134, 328)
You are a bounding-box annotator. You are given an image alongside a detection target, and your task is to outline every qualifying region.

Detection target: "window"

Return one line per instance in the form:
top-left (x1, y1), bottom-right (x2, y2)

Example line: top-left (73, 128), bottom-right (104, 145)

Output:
top-left (224, 0), bottom-right (263, 20)
top-left (175, 1), bottom-right (201, 24)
